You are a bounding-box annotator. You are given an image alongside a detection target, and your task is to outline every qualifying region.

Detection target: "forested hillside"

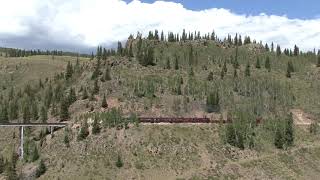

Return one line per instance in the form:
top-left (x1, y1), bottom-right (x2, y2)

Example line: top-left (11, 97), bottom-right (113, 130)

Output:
top-left (0, 30), bottom-right (320, 179)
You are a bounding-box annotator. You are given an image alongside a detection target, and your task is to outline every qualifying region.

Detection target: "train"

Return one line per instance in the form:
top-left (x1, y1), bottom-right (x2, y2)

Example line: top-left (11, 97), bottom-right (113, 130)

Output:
top-left (139, 117), bottom-right (262, 124)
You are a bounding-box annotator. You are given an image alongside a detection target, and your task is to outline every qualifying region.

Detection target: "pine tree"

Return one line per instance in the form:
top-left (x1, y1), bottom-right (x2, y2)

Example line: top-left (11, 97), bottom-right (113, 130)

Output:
top-left (36, 159), bottom-right (46, 178)
top-left (285, 113), bottom-right (294, 147)
top-left (31, 145), bottom-right (39, 162)
top-left (293, 45), bottom-right (299, 56)
top-left (189, 67), bottom-right (194, 77)
top-left (22, 104), bottom-right (31, 123)
top-left (93, 79), bottom-right (99, 95)
top-left (223, 60), bottom-right (227, 73)
top-left (68, 88), bottom-right (77, 105)
top-left (4, 161), bottom-right (17, 180)
top-left (245, 62), bottom-right (251, 77)
top-left (286, 63), bottom-right (292, 78)
top-left (117, 42), bottom-right (123, 56)
top-left (0, 155), bottom-right (4, 174)
top-left (276, 45), bottom-right (281, 56)
top-left (206, 91), bottom-right (220, 113)
top-left (160, 31), bottom-right (164, 41)
top-left (220, 68), bottom-right (225, 79)
top-left (207, 72), bottom-right (213, 81)
top-left (188, 46), bottom-right (194, 66)
top-left (63, 129), bottom-right (70, 147)
top-left (174, 56), bottom-right (179, 70)
top-left (90, 52), bottom-right (94, 60)
top-left (60, 99), bottom-right (69, 121)
top-left (78, 120), bottom-right (89, 141)
top-left (255, 57), bottom-right (261, 69)
top-left (309, 122), bottom-right (319, 134)
top-left (166, 58), bottom-right (171, 69)
top-left (92, 115), bottom-right (100, 134)
top-left (265, 56), bottom-right (271, 72)
top-left (40, 106), bottom-right (47, 123)
top-left (233, 68), bottom-right (238, 78)
top-left (0, 106), bottom-right (8, 123)
top-left (101, 94), bottom-right (108, 108)
top-left (116, 154), bottom-right (123, 168)
top-left (65, 61), bottom-right (73, 80)
top-left (234, 46), bottom-right (239, 69)
top-left (31, 102), bottom-right (39, 121)
top-left (275, 127), bottom-right (284, 149)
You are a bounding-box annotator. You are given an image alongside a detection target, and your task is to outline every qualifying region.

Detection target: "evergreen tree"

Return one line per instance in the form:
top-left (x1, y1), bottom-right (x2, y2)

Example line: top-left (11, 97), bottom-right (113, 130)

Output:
top-left (265, 56), bottom-right (271, 72)
top-left (226, 123), bottom-right (237, 147)
top-left (166, 58), bottom-right (171, 69)
top-left (102, 48), bottom-right (107, 61)
top-left (0, 106), bottom-right (9, 123)
top-left (117, 42), bottom-right (123, 56)
top-left (223, 60), bottom-right (227, 73)
top-left (36, 159), bottom-right (46, 178)
top-left (92, 115), bottom-right (100, 134)
top-left (286, 63), bottom-right (292, 78)
top-left (31, 102), bottom-right (39, 121)
top-left (207, 72), bottom-right (213, 81)
top-left (234, 46), bottom-right (239, 69)
top-left (68, 87), bottom-right (77, 105)
top-left (128, 43), bottom-right (133, 57)
top-left (220, 68), bottom-right (225, 79)
top-left (78, 120), bottom-right (89, 141)
top-left (255, 57), bottom-right (261, 69)
top-left (174, 56), bottom-right (179, 70)
top-left (309, 122), bottom-right (319, 135)
top-left (101, 94), bottom-right (108, 108)
top-left (188, 46), bottom-right (194, 66)
top-left (116, 154), bottom-right (123, 168)
top-left (160, 31), bottom-right (164, 41)
top-left (60, 99), bottom-right (69, 121)
top-left (233, 68), bottom-right (238, 78)
top-left (31, 145), bottom-right (39, 162)
top-left (285, 113), bottom-right (294, 147)
top-left (0, 155), bottom-right (4, 174)
top-left (96, 46), bottom-right (102, 60)
top-left (90, 52), bottom-right (94, 60)
top-left (93, 79), bottom-right (99, 95)
top-left (293, 45), bottom-right (299, 56)
top-left (276, 45), bottom-right (282, 56)
top-left (63, 129), bottom-right (70, 147)
top-left (274, 127), bottom-right (284, 149)
top-left (206, 91), bottom-right (220, 113)
top-left (65, 61), bottom-right (73, 80)
top-left (245, 62), bottom-right (251, 77)
top-left (189, 67), bottom-right (194, 77)
top-left (40, 106), bottom-right (47, 123)
top-left (4, 160), bottom-right (17, 180)
top-left (22, 104), bottom-right (31, 123)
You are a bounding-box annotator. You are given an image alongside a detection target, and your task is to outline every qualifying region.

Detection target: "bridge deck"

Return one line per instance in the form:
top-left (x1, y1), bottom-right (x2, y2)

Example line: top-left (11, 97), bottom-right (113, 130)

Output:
top-left (0, 123), bottom-right (67, 127)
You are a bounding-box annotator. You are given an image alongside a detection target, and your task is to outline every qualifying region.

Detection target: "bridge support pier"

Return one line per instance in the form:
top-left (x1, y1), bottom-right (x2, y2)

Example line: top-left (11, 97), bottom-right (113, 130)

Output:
top-left (50, 126), bottom-right (54, 137)
top-left (20, 126), bottom-right (24, 159)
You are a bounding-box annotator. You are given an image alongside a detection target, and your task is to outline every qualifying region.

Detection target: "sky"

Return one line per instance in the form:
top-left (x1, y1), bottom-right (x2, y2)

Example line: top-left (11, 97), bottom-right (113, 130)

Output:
top-left (125, 0), bottom-right (320, 19)
top-left (0, 0), bottom-right (319, 52)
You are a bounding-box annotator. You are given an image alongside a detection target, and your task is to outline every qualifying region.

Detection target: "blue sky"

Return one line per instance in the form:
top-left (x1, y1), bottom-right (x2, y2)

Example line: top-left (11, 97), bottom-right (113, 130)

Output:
top-left (125, 0), bottom-right (320, 19)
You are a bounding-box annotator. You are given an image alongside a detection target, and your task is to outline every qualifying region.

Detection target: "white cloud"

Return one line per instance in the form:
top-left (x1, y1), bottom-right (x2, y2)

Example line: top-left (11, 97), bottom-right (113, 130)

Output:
top-left (0, 0), bottom-right (319, 51)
